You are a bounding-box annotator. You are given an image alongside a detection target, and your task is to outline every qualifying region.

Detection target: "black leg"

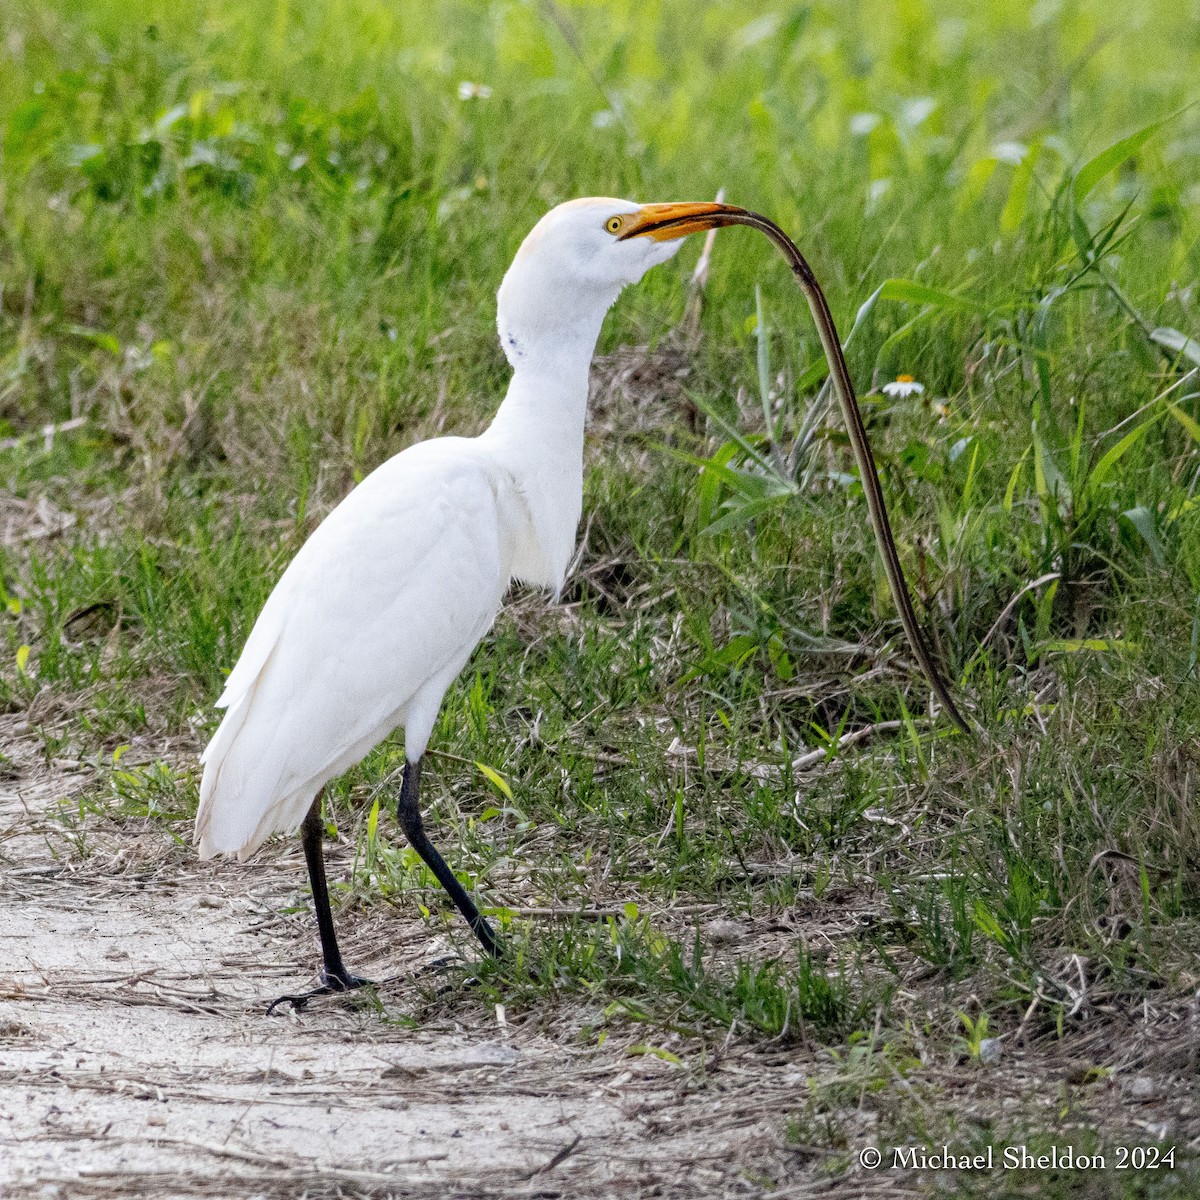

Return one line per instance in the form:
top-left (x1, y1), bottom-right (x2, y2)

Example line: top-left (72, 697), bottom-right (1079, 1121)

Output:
top-left (397, 757), bottom-right (501, 957)
top-left (267, 795), bottom-right (372, 1014)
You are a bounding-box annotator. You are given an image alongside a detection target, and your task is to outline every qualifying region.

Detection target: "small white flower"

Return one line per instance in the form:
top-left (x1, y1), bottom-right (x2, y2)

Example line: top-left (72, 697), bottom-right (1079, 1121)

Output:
top-left (457, 81), bottom-right (493, 101)
top-left (900, 96), bottom-right (936, 129)
top-left (992, 140), bottom-right (1028, 166)
top-left (866, 177), bottom-right (892, 214)
top-left (850, 112), bottom-right (881, 137)
top-left (883, 374), bottom-right (925, 399)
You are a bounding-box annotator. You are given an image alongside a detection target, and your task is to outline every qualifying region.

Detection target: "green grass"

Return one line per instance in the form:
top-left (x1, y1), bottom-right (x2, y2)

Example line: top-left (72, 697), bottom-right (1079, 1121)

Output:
top-left (3, 0), bottom-right (1200, 1179)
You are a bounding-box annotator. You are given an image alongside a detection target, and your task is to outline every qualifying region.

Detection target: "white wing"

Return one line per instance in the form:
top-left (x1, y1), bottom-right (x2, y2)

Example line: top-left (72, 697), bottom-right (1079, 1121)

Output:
top-left (195, 437), bottom-right (520, 860)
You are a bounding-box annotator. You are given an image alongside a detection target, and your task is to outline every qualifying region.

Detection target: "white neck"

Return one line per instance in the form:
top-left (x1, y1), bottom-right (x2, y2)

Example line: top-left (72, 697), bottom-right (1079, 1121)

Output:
top-left (477, 309), bottom-right (608, 592)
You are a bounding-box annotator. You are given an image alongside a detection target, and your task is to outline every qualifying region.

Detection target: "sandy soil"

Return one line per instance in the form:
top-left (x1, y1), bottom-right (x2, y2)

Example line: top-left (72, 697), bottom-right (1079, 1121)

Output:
top-left (0, 716), bottom-right (867, 1200)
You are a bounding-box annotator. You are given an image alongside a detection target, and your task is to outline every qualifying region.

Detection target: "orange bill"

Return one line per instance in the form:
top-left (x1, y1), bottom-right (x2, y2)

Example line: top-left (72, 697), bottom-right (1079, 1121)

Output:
top-left (616, 201), bottom-right (749, 241)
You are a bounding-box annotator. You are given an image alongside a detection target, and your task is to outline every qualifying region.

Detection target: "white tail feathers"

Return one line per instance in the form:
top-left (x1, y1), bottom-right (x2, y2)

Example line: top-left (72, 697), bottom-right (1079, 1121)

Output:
top-left (194, 641), bottom-right (302, 861)
top-left (195, 692), bottom-right (285, 860)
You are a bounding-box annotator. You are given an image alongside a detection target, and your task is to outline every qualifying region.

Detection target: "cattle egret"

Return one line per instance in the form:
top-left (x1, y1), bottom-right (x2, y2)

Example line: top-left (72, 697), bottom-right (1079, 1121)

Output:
top-left (195, 197), bottom-right (968, 1009)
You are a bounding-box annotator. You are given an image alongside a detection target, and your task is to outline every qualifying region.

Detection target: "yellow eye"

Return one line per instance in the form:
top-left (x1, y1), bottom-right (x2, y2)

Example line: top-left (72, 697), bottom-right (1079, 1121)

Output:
top-left (605, 215), bottom-right (623, 234)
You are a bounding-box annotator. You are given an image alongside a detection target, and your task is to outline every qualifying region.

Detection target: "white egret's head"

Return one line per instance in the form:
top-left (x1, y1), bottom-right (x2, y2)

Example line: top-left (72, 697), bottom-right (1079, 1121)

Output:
top-left (496, 197), bottom-right (747, 367)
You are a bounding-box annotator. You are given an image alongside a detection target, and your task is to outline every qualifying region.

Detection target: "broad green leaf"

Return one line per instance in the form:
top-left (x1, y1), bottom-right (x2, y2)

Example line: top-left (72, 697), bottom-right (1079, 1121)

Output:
top-left (696, 440), bottom-right (739, 529)
top-left (794, 356), bottom-right (829, 392)
top-left (1151, 327), bottom-right (1200, 367)
top-left (766, 633), bottom-right (794, 682)
top-left (15, 644), bottom-right (30, 674)
top-left (849, 278), bottom-right (980, 347)
top-left (67, 324), bottom-right (121, 355)
top-left (474, 761), bottom-right (513, 801)
top-left (850, 282), bottom-right (886, 335)
top-left (959, 154), bottom-right (1000, 211)
top-left (1073, 118), bottom-right (1166, 204)
top-left (665, 447), bottom-right (790, 502)
top-left (703, 493), bottom-right (789, 535)
top-left (707, 634), bottom-right (760, 667)
top-left (1000, 141), bottom-right (1040, 233)
top-left (1041, 638), bottom-right (1137, 653)
top-left (755, 285), bottom-right (774, 439)
top-left (1032, 429), bottom-right (1068, 502)
top-left (668, 448), bottom-right (751, 491)
top-left (1167, 494), bottom-right (1200, 524)
top-left (1121, 506), bottom-right (1165, 566)
top-left (678, 394), bottom-right (776, 474)
top-left (1168, 402), bottom-right (1200, 444)
top-left (1034, 579), bottom-right (1058, 647)
top-left (972, 902), bottom-right (1006, 941)
top-left (1070, 207), bottom-right (1095, 259)
top-left (1031, 307), bottom-right (1053, 407)
top-left (798, 277), bottom-right (981, 395)
top-left (875, 278), bottom-right (982, 312)
top-left (1088, 420), bottom-right (1153, 493)
top-left (1003, 447), bottom-right (1029, 511)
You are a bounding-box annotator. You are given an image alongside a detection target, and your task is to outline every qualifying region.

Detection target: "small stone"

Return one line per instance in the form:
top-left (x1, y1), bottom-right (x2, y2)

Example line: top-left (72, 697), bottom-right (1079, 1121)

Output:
top-left (1127, 1076), bottom-right (1161, 1101)
top-left (978, 1038), bottom-right (1003, 1066)
top-left (705, 919), bottom-right (749, 944)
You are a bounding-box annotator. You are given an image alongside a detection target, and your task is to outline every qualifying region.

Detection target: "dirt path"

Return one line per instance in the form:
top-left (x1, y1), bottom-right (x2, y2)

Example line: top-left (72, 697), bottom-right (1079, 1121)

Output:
top-left (0, 716), bottom-right (869, 1200)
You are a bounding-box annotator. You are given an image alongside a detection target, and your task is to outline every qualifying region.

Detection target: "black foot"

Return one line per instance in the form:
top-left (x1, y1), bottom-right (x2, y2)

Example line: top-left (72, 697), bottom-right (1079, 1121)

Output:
top-left (266, 969), bottom-right (373, 1015)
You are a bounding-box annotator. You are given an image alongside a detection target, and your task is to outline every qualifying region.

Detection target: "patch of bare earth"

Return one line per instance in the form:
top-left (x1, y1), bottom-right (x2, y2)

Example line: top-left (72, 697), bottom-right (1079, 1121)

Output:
top-left (0, 716), bottom-right (848, 1200)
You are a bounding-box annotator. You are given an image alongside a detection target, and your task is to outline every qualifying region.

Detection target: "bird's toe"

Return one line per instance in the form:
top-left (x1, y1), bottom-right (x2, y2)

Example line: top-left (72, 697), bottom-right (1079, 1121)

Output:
top-left (265, 970), bottom-right (374, 1014)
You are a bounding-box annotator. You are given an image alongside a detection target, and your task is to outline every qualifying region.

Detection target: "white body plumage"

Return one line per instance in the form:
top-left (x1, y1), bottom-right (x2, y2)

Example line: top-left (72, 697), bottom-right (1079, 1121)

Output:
top-left (194, 198), bottom-right (687, 860)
